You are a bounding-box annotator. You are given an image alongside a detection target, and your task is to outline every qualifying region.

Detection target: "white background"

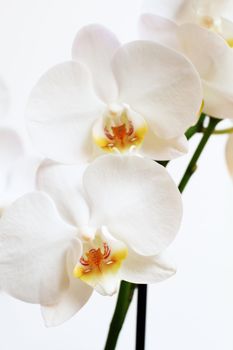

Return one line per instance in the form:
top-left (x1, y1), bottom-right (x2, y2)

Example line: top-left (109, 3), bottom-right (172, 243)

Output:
top-left (0, 0), bottom-right (233, 349)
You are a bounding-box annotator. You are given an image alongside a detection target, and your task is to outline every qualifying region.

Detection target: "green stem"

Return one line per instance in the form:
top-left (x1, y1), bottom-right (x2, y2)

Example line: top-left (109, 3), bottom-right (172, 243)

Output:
top-left (185, 113), bottom-right (206, 140)
top-left (104, 281), bottom-right (136, 350)
top-left (179, 117), bottom-right (221, 193)
top-left (188, 124), bottom-right (233, 136)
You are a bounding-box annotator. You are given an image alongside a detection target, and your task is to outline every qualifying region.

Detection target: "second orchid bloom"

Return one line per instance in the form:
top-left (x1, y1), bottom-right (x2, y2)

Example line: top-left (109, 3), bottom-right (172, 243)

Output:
top-left (140, 0), bottom-right (233, 121)
top-left (26, 24), bottom-right (202, 163)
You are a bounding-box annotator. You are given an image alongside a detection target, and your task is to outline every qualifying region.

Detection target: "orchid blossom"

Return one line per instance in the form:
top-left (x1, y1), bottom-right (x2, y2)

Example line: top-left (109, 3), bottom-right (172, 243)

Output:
top-left (141, 0), bottom-right (233, 42)
top-left (0, 155), bottom-right (182, 326)
top-left (140, 2), bottom-right (233, 121)
top-left (26, 24), bottom-right (202, 163)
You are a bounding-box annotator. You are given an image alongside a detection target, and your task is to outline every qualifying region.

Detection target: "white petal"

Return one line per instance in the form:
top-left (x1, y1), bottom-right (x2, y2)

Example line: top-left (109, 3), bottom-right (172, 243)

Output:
top-left (0, 155), bottom-right (41, 208)
top-left (177, 23), bottom-right (229, 77)
top-left (0, 192), bottom-right (77, 304)
top-left (178, 23), bottom-right (233, 119)
top-left (72, 24), bottom-right (120, 103)
top-left (193, 0), bottom-right (231, 18)
top-left (83, 155), bottom-right (182, 256)
top-left (37, 160), bottom-right (90, 227)
top-left (143, 0), bottom-right (233, 25)
top-left (221, 18), bottom-right (233, 43)
top-left (140, 127), bottom-right (188, 160)
top-left (41, 239), bottom-right (92, 327)
top-left (26, 61), bottom-right (105, 163)
top-left (112, 40), bottom-right (202, 138)
top-left (121, 249), bottom-right (176, 284)
top-left (93, 274), bottom-right (120, 296)
top-left (226, 134), bottom-right (233, 179)
top-left (141, 0), bottom-right (194, 23)
top-left (139, 14), bottom-right (182, 50)
top-left (222, 2), bottom-right (233, 21)
top-left (203, 81), bottom-right (233, 120)
top-left (0, 128), bottom-right (24, 167)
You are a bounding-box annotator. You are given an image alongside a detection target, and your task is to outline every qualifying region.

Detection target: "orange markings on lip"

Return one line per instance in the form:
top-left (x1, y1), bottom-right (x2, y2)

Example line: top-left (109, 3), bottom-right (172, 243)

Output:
top-left (80, 242), bottom-right (111, 271)
top-left (111, 124), bottom-right (128, 140)
top-left (93, 106), bottom-right (148, 153)
top-left (200, 15), bottom-right (214, 28)
top-left (100, 120), bottom-right (145, 152)
top-left (104, 121), bottom-right (134, 147)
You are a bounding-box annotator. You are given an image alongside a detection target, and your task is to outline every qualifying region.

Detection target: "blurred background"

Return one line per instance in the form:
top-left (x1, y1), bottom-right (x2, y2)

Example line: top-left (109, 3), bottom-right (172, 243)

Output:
top-left (0, 0), bottom-right (233, 349)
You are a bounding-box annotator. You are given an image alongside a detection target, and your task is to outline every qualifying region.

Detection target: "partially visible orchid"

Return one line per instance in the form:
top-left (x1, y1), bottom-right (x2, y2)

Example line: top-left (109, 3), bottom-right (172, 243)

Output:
top-left (0, 128), bottom-right (41, 215)
top-left (141, 0), bottom-right (233, 43)
top-left (140, 3), bottom-right (233, 121)
top-left (0, 80), bottom-right (41, 214)
top-left (26, 24), bottom-right (202, 163)
top-left (0, 155), bottom-right (182, 326)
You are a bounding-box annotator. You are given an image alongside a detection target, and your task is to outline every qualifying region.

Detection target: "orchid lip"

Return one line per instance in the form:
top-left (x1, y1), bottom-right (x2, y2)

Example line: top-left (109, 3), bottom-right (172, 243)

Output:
top-left (92, 103), bottom-right (148, 153)
top-left (79, 242), bottom-right (111, 270)
top-left (73, 231), bottom-right (128, 294)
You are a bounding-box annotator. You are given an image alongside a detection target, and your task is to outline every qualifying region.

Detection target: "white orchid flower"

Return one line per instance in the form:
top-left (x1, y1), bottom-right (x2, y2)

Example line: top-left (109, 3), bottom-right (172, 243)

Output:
top-left (0, 128), bottom-right (41, 215)
top-left (140, 5), bottom-right (233, 120)
top-left (0, 155), bottom-right (182, 326)
top-left (141, 0), bottom-right (233, 42)
top-left (26, 24), bottom-right (202, 163)
top-left (226, 133), bottom-right (233, 178)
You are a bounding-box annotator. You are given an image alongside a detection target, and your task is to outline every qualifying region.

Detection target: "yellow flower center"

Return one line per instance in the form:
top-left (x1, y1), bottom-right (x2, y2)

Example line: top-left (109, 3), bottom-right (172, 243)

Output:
top-left (73, 237), bottom-right (128, 286)
top-left (92, 104), bottom-right (148, 153)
